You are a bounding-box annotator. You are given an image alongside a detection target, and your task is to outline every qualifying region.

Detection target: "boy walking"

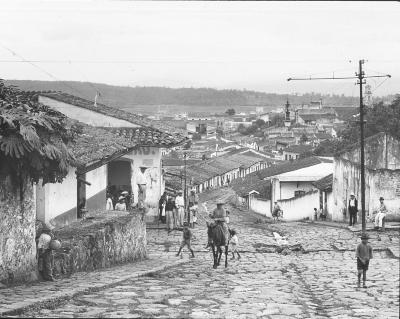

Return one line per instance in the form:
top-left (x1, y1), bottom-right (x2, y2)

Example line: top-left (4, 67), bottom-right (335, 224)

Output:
top-left (176, 222), bottom-right (195, 258)
top-left (230, 229), bottom-right (241, 260)
top-left (356, 233), bottom-right (373, 288)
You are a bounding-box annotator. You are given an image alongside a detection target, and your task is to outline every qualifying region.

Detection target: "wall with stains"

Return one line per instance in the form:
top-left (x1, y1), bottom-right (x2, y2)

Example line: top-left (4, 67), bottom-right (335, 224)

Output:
top-left (0, 176), bottom-right (37, 285)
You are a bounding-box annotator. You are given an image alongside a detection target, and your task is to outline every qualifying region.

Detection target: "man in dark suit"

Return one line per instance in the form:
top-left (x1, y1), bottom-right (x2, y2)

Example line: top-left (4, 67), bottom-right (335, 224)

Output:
top-left (348, 192), bottom-right (358, 226)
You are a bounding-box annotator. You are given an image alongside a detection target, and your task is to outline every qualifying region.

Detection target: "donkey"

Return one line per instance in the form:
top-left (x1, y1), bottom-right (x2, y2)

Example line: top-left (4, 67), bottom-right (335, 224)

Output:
top-left (206, 221), bottom-right (229, 269)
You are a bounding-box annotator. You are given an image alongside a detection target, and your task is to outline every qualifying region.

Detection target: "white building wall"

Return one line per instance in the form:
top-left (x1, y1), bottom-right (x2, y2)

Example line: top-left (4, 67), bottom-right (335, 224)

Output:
top-left (278, 190), bottom-right (320, 221)
top-left (122, 147), bottom-right (162, 218)
top-left (39, 96), bottom-right (140, 128)
top-left (36, 167), bottom-right (78, 225)
top-left (280, 181), bottom-right (316, 200)
top-left (250, 197), bottom-right (271, 216)
top-left (85, 165), bottom-right (107, 201)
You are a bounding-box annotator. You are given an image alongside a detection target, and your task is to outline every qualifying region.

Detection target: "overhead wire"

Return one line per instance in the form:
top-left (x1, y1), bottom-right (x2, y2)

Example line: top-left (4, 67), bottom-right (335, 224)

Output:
top-left (0, 42), bottom-right (87, 97)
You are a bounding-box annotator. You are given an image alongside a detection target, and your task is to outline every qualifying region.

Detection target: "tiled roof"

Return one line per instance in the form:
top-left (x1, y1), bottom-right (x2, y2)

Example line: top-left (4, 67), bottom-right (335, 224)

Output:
top-left (254, 156), bottom-right (333, 180)
top-left (104, 127), bottom-right (188, 148)
top-left (224, 154), bottom-right (263, 169)
top-left (283, 144), bottom-right (314, 154)
top-left (40, 92), bottom-right (186, 136)
top-left (162, 158), bottom-right (202, 167)
top-left (315, 132), bottom-right (332, 140)
top-left (230, 175), bottom-right (271, 198)
top-left (312, 174), bottom-right (333, 191)
top-left (331, 107), bottom-right (359, 121)
top-left (299, 113), bottom-right (336, 122)
top-left (68, 122), bottom-right (135, 167)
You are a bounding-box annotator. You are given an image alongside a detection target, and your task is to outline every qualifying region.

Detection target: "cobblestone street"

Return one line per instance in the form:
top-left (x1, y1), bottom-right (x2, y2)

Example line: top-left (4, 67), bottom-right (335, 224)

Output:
top-left (7, 190), bottom-right (400, 318)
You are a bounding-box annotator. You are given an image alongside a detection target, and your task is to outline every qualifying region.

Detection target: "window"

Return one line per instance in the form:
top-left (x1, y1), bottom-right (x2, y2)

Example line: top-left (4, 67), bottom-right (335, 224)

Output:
top-left (294, 190), bottom-right (306, 197)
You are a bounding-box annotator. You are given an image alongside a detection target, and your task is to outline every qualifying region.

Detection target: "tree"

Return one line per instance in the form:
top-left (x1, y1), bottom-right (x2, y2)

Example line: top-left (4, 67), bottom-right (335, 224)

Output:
top-left (0, 80), bottom-right (75, 187)
top-left (270, 113), bottom-right (285, 126)
top-left (225, 108), bottom-right (236, 116)
top-left (254, 119), bottom-right (266, 128)
top-left (333, 95), bottom-right (400, 154)
top-left (300, 133), bottom-right (309, 144)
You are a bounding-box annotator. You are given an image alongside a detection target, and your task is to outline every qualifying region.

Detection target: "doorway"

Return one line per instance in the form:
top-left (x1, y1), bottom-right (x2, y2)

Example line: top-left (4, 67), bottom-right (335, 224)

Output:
top-left (107, 159), bottom-right (133, 207)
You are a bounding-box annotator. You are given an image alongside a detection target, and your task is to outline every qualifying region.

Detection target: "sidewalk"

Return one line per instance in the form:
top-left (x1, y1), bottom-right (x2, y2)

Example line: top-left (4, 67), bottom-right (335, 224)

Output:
top-left (302, 219), bottom-right (400, 232)
top-left (0, 253), bottom-right (188, 317)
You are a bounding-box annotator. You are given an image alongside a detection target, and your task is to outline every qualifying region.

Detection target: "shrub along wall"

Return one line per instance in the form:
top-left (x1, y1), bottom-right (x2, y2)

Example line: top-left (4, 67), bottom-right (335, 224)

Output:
top-left (52, 212), bottom-right (147, 277)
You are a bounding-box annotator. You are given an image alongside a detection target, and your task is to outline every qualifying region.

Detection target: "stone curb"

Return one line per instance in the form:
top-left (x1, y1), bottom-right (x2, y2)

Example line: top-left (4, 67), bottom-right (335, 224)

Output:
top-left (0, 257), bottom-right (189, 317)
top-left (301, 220), bottom-right (400, 232)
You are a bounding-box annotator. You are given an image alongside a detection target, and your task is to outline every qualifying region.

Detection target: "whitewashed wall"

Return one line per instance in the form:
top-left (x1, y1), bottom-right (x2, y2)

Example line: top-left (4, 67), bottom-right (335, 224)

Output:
top-left (39, 96), bottom-right (139, 128)
top-left (278, 190), bottom-right (319, 221)
top-left (122, 147), bottom-right (162, 218)
top-left (250, 197), bottom-right (271, 216)
top-left (36, 167), bottom-right (77, 224)
top-left (280, 181), bottom-right (316, 200)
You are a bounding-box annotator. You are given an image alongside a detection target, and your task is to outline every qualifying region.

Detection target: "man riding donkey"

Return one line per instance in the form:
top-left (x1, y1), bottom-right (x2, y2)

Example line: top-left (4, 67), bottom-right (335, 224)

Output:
top-left (206, 200), bottom-right (230, 268)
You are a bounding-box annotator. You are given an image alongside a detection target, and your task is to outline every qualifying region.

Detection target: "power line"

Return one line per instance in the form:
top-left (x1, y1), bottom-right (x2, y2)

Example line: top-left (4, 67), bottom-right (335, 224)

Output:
top-left (0, 43), bottom-right (88, 97)
top-left (288, 60), bottom-right (391, 234)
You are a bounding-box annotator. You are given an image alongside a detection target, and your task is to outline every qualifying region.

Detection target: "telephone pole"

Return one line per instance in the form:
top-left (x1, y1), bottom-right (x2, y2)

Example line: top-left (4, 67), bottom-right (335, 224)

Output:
top-left (358, 60), bottom-right (367, 232)
top-left (288, 60), bottom-right (390, 233)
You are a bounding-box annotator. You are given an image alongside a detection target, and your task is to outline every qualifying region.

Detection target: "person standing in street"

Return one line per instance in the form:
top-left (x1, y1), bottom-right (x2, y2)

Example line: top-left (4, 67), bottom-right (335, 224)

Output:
top-left (348, 192), bottom-right (358, 226)
top-left (230, 229), bottom-right (241, 260)
top-left (137, 167), bottom-right (147, 209)
top-left (374, 197), bottom-right (388, 230)
top-left (188, 190), bottom-right (199, 208)
top-left (175, 190), bottom-right (185, 227)
top-left (106, 193), bottom-right (114, 211)
top-left (356, 233), bottom-right (373, 288)
top-left (176, 222), bottom-right (195, 258)
top-left (159, 191), bottom-right (167, 223)
top-left (37, 224), bottom-right (56, 281)
top-left (165, 195), bottom-right (176, 233)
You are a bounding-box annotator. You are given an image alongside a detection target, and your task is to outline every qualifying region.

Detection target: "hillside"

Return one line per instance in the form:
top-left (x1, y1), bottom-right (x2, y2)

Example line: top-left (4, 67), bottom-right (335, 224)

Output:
top-left (5, 80), bottom-right (361, 112)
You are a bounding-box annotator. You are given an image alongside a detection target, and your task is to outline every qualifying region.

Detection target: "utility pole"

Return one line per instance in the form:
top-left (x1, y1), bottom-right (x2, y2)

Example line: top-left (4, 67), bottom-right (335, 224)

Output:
top-left (288, 60), bottom-right (390, 233)
top-left (357, 60), bottom-right (367, 232)
top-left (184, 152), bottom-right (188, 223)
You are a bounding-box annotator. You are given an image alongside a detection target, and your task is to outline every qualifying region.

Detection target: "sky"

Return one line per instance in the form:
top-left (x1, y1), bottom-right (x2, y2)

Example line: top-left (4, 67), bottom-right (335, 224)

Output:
top-left (0, 1), bottom-right (399, 96)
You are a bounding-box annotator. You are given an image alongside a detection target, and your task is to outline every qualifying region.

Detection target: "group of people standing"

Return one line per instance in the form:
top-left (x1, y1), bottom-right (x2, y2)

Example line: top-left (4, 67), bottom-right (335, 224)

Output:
top-left (348, 192), bottom-right (388, 230)
top-left (158, 190), bottom-right (199, 232)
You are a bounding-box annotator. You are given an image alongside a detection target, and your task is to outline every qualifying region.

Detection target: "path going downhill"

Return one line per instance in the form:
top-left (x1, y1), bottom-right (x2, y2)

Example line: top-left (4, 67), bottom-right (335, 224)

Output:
top-left (13, 189), bottom-right (400, 318)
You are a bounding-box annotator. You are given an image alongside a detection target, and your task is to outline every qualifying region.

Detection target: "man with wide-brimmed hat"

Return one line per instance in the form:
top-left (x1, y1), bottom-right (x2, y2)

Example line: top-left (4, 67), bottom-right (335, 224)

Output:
top-left (209, 200), bottom-right (230, 244)
top-left (348, 192), bottom-right (358, 226)
top-left (115, 196), bottom-right (127, 211)
top-left (374, 197), bottom-right (387, 230)
top-left (356, 233), bottom-right (373, 288)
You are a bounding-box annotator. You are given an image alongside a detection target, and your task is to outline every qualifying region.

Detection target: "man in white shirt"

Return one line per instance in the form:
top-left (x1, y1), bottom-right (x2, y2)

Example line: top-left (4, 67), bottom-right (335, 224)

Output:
top-left (137, 167), bottom-right (147, 209)
top-left (175, 190), bottom-right (185, 227)
top-left (374, 197), bottom-right (388, 229)
top-left (115, 196), bottom-right (127, 211)
top-left (106, 193), bottom-right (114, 210)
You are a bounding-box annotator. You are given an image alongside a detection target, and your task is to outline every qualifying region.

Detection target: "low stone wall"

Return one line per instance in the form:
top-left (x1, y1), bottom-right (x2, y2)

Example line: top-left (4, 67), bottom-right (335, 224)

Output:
top-left (0, 176), bottom-right (37, 285)
top-left (52, 210), bottom-right (147, 277)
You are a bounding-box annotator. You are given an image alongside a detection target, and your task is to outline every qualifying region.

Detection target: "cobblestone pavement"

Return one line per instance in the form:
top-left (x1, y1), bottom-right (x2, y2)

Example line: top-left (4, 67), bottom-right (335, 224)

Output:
top-left (13, 189), bottom-right (400, 318)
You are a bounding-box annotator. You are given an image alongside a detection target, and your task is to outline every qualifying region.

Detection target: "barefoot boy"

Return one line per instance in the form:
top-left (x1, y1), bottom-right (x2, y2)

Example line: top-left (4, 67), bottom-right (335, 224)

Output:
top-left (176, 222), bottom-right (195, 258)
top-left (356, 233), bottom-right (373, 288)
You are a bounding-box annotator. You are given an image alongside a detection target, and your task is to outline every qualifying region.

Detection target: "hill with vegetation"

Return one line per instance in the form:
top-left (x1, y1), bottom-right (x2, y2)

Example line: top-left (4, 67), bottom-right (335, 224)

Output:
top-left (5, 80), bottom-right (368, 111)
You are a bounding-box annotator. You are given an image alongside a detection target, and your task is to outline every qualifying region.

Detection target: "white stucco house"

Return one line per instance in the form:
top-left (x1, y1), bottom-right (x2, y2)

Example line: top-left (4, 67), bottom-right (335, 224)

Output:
top-left (253, 156), bottom-right (334, 220)
top-left (36, 92), bottom-right (187, 225)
